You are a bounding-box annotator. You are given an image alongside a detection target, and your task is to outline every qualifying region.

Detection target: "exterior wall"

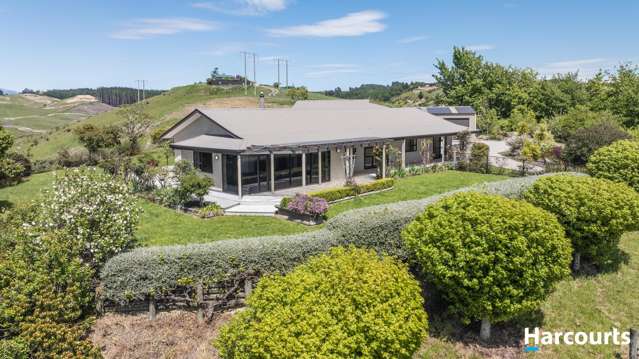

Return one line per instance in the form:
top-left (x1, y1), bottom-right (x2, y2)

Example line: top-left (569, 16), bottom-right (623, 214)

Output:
top-left (173, 115), bottom-right (234, 142)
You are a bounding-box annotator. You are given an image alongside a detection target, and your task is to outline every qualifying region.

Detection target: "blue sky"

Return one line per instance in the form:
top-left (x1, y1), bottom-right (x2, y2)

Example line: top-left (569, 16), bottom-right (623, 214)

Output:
top-left (1, 0), bottom-right (638, 91)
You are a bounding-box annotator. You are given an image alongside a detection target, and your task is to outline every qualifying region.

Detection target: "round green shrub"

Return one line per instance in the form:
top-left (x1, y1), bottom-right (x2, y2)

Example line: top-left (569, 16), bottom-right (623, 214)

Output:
top-left (523, 174), bottom-right (639, 268)
top-left (401, 192), bottom-right (572, 328)
top-left (214, 247), bottom-right (428, 359)
top-left (587, 139), bottom-right (639, 192)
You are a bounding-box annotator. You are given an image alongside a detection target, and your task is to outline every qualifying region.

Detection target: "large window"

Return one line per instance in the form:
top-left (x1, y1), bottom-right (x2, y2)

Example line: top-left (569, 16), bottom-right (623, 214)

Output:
top-left (241, 155), bottom-right (270, 194)
top-left (321, 151), bottom-right (330, 182)
top-left (274, 154), bottom-right (303, 191)
top-left (406, 139), bottom-right (418, 152)
top-left (194, 151), bottom-right (213, 173)
top-left (364, 147), bottom-right (376, 169)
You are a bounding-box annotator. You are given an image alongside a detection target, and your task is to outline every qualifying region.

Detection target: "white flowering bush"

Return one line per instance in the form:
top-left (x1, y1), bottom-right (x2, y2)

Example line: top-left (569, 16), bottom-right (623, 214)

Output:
top-left (38, 167), bottom-right (140, 268)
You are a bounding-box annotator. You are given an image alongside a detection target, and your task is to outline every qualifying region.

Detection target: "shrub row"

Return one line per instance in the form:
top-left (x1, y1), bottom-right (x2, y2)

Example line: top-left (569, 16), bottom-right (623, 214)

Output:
top-left (308, 178), bottom-right (395, 202)
top-left (100, 174), bottom-right (565, 303)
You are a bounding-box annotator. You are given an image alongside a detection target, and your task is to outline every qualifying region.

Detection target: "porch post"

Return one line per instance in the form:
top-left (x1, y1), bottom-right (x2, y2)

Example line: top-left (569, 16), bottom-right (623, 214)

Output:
top-left (440, 137), bottom-right (445, 162)
top-left (270, 152), bottom-right (275, 193)
top-left (301, 152), bottom-right (306, 186)
top-left (382, 144), bottom-right (387, 179)
top-left (401, 139), bottom-right (406, 169)
top-left (237, 154), bottom-right (242, 198)
top-left (318, 149), bottom-right (322, 185)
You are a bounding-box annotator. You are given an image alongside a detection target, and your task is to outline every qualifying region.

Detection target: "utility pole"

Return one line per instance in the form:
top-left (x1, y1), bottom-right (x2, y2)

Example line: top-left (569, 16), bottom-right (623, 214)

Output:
top-left (285, 60), bottom-right (289, 88)
top-left (253, 53), bottom-right (257, 96)
top-left (136, 80), bottom-right (140, 103)
top-left (276, 58), bottom-right (280, 86)
top-left (242, 52), bottom-right (248, 95)
top-left (142, 80), bottom-right (146, 101)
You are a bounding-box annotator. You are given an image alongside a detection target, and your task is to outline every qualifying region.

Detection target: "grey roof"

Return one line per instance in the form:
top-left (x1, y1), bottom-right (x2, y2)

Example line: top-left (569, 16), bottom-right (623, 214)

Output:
top-left (169, 100), bottom-right (471, 152)
top-left (424, 106), bottom-right (476, 115)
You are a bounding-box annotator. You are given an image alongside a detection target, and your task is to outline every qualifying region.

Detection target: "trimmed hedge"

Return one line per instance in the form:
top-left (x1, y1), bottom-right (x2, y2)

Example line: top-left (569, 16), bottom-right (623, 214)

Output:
top-left (308, 178), bottom-right (395, 202)
top-left (523, 174), bottom-right (639, 268)
top-left (100, 174), bottom-right (569, 303)
top-left (402, 192), bottom-right (572, 326)
top-left (587, 139), bottom-right (639, 192)
top-left (214, 247), bottom-right (427, 358)
top-left (0, 339), bottom-right (28, 359)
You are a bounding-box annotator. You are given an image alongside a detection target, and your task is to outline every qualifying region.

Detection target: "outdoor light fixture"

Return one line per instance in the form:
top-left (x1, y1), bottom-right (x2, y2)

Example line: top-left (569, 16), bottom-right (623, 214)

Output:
top-left (215, 155), bottom-right (219, 160)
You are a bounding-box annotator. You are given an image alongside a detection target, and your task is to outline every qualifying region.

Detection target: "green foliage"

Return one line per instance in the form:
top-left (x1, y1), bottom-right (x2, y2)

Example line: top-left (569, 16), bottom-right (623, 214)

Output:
top-left (214, 247), bottom-right (428, 359)
top-left (523, 175), bottom-right (639, 267)
top-left (0, 228), bottom-right (100, 358)
top-left (99, 175), bottom-right (552, 303)
top-left (402, 192), bottom-right (572, 324)
top-left (118, 104), bottom-right (152, 155)
top-left (196, 203), bottom-right (224, 218)
top-left (562, 119), bottom-right (630, 165)
top-left (0, 127), bottom-right (25, 187)
top-left (179, 172), bottom-right (212, 204)
top-left (0, 339), bottom-right (28, 359)
top-left (38, 167), bottom-right (141, 268)
top-left (607, 64), bottom-right (639, 127)
top-left (324, 82), bottom-right (426, 102)
top-left (308, 178), bottom-right (394, 202)
top-left (521, 139), bottom-right (541, 162)
top-left (286, 86), bottom-right (309, 101)
top-left (587, 140), bottom-right (639, 191)
top-left (74, 123), bottom-right (121, 157)
top-left (469, 142), bottom-right (489, 173)
top-left (549, 106), bottom-right (623, 142)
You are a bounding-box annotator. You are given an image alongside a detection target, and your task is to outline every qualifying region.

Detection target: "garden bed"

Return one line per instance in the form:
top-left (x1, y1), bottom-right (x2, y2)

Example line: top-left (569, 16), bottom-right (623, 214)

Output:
top-left (275, 206), bottom-right (325, 225)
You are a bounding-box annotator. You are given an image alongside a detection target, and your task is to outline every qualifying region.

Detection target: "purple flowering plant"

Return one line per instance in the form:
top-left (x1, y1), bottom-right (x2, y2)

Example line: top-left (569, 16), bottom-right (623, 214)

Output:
top-left (286, 193), bottom-right (329, 218)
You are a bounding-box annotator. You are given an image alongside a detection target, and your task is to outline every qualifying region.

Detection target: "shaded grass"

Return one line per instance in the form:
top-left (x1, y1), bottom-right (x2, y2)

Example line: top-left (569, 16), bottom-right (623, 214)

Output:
top-left (327, 171), bottom-right (507, 217)
top-left (0, 171), bottom-right (56, 209)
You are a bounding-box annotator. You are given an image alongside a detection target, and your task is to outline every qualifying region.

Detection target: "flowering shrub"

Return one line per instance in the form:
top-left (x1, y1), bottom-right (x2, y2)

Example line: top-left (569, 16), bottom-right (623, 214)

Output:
top-left (286, 193), bottom-right (328, 217)
top-left (214, 247), bottom-right (427, 358)
top-left (36, 167), bottom-right (140, 268)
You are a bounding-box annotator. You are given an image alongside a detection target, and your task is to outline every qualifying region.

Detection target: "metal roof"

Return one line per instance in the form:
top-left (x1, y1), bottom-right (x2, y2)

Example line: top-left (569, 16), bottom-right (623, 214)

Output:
top-left (424, 106), bottom-right (476, 115)
top-left (169, 101), bottom-right (471, 152)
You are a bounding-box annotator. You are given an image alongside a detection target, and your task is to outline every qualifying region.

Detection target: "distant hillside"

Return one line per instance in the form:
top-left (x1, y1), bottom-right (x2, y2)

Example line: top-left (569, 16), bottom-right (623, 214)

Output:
top-left (0, 88), bottom-right (17, 95)
top-left (1, 94), bottom-right (113, 138)
top-left (324, 82), bottom-right (429, 102)
top-left (13, 83), bottom-right (331, 161)
top-left (42, 87), bottom-right (165, 107)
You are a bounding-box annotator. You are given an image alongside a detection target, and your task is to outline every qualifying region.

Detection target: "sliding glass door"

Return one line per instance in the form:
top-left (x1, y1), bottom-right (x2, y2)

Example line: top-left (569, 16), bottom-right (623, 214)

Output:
top-left (241, 155), bottom-right (270, 194)
top-left (274, 154), bottom-right (303, 190)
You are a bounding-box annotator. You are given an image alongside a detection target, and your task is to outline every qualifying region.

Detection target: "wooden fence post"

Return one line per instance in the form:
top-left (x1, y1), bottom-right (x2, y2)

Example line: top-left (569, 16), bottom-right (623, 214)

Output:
top-left (630, 328), bottom-right (638, 359)
top-left (148, 296), bottom-right (156, 320)
top-left (196, 282), bottom-right (204, 323)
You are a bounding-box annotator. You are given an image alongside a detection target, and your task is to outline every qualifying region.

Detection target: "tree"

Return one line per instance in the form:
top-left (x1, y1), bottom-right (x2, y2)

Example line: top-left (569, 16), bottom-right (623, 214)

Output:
top-left (0, 128), bottom-right (24, 186)
top-left (549, 106), bottom-right (623, 142)
top-left (287, 86), bottom-right (309, 101)
top-left (118, 105), bottom-right (152, 155)
top-left (562, 119), bottom-right (630, 165)
top-left (524, 175), bottom-right (639, 271)
top-left (608, 64), bottom-right (639, 127)
top-left (402, 192), bottom-right (572, 340)
top-left (587, 139), bottom-right (639, 192)
top-left (469, 142), bottom-right (489, 173)
top-left (73, 124), bottom-right (121, 161)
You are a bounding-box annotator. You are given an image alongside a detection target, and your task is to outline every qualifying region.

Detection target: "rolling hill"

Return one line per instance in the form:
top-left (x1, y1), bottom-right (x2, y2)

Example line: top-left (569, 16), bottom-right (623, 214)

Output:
top-left (10, 84), bottom-right (333, 161)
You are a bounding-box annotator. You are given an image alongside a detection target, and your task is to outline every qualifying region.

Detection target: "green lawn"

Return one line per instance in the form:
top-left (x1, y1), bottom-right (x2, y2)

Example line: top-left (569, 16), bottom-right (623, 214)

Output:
top-left (327, 171), bottom-right (507, 217)
top-left (419, 232), bottom-right (639, 358)
top-left (137, 200), bottom-right (311, 246)
top-left (1, 170), bottom-right (506, 246)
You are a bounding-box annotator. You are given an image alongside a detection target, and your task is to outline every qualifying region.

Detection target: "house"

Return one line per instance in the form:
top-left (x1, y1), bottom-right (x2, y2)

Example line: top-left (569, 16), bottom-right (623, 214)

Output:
top-left (160, 100), bottom-right (476, 197)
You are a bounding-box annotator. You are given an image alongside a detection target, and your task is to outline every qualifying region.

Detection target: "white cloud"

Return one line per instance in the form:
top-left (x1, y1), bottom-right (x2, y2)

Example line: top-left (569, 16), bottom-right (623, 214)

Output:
top-left (111, 18), bottom-right (217, 40)
top-left (466, 44), bottom-right (496, 51)
top-left (268, 10), bottom-right (386, 37)
top-left (398, 35), bottom-right (429, 44)
top-left (304, 64), bottom-right (361, 78)
top-left (192, 0), bottom-right (288, 16)
top-left (537, 58), bottom-right (608, 79)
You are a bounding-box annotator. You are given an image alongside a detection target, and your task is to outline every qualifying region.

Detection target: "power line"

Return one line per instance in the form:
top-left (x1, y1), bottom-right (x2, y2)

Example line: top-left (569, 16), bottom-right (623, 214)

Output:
top-left (241, 51), bottom-right (257, 95)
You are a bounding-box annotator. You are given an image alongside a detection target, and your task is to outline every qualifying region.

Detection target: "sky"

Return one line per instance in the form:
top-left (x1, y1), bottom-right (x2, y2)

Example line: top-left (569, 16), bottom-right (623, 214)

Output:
top-left (1, 0), bottom-right (638, 92)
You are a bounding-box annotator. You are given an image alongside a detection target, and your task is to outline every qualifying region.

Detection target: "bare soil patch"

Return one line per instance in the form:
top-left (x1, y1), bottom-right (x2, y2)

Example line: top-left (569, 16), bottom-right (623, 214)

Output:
top-left (90, 310), bottom-right (236, 359)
